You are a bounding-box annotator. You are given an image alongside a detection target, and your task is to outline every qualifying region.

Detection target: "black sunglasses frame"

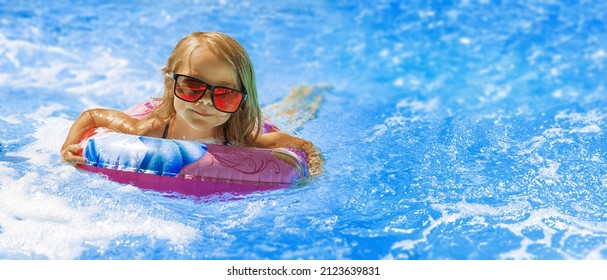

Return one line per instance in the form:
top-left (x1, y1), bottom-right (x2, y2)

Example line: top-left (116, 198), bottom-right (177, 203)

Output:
top-left (169, 72), bottom-right (247, 113)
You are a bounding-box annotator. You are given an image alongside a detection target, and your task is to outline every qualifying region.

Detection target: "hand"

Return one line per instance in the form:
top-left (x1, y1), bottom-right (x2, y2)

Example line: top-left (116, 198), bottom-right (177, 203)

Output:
top-left (59, 108), bottom-right (143, 166)
top-left (254, 132), bottom-right (324, 176)
top-left (300, 141), bottom-right (323, 176)
top-left (61, 143), bottom-right (86, 165)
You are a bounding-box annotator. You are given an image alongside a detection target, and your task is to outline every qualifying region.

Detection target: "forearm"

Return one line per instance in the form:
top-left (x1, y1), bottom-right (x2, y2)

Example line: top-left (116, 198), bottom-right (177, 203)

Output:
top-left (62, 110), bottom-right (96, 151)
top-left (61, 109), bottom-right (137, 150)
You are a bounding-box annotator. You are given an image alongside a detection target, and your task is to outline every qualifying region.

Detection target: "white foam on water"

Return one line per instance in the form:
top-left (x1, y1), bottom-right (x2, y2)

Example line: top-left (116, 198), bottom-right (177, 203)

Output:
top-left (389, 200), bottom-right (607, 259)
top-left (0, 115), bottom-right (21, 125)
top-left (516, 109), bottom-right (605, 157)
top-left (538, 159), bottom-right (561, 185)
top-left (365, 97), bottom-right (440, 143)
top-left (459, 37), bottom-right (472, 45)
top-left (221, 200), bottom-right (268, 229)
top-left (555, 109), bottom-right (606, 125)
top-left (0, 104), bottom-right (198, 259)
top-left (517, 136), bottom-right (546, 156)
top-left (393, 77), bottom-right (405, 87)
top-left (481, 84), bottom-right (510, 103)
top-left (499, 208), bottom-right (607, 260)
top-left (64, 50), bottom-right (160, 100)
top-left (364, 123), bottom-right (389, 143)
top-left (588, 49), bottom-right (606, 66)
top-left (396, 98), bottom-right (439, 113)
top-left (552, 89), bottom-right (563, 98)
top-left (570, 124), bottom-right (601, 134)
top-left (16, 105), bottom-right (74, 166)
top-left (0, 33), bottom-right (160, 104)
top-left (0, 177), bottom-right (198, 259)
top-left (308, 215), bottom-right (339, 232)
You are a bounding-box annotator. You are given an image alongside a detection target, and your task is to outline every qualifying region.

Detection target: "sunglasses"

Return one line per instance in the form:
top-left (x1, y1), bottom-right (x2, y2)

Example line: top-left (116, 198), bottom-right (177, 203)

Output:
top-left (169, 72), bottom-right (247, 113)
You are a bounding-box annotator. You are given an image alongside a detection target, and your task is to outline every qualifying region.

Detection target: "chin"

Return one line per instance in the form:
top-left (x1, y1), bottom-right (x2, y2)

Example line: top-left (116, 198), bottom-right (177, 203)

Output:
top-left (190, 118), bottom-right (228, 130)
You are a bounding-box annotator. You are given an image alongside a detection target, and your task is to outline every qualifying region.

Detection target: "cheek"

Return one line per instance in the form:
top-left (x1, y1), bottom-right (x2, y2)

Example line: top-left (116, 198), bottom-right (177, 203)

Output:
top-left (173, 98), bottom-right (188, 113)
top-left (215, 113), bottom-right (231, 125)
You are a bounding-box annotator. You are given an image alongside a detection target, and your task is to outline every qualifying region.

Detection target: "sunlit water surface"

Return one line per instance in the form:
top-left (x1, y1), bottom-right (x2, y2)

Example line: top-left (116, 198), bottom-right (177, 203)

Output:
top-left (1, 0), bottom-right (607, 259)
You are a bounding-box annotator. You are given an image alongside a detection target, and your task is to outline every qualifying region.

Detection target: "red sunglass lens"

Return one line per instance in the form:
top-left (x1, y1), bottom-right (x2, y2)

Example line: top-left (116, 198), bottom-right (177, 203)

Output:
top-left (175, 77), bottom-right (207, 101)
top-left (213, 88), bottom-right (243, 112)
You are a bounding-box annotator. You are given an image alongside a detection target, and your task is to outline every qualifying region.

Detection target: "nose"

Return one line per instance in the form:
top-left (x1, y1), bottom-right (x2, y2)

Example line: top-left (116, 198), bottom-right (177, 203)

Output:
top-left (195, 90), bottom-right (213, 106)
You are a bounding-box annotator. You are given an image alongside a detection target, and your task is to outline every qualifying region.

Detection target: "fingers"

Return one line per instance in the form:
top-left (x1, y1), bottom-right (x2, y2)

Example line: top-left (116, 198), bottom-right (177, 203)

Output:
top-left (300, 142), bottom-right (323, 176)
top-left (61, 144), bottom-right (86, 165)
top-left (308, 155), bottom-right (323, 176)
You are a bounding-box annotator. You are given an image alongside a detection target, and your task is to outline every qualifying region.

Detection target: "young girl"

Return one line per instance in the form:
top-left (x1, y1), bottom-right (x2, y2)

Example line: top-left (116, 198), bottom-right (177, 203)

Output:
top-left (61, 31), bottom-right (323, 175)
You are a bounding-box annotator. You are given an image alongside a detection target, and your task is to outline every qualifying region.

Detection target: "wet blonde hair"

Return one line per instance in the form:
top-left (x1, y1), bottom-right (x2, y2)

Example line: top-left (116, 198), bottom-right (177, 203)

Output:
top-left (152, 31), bottom-right (262, 145)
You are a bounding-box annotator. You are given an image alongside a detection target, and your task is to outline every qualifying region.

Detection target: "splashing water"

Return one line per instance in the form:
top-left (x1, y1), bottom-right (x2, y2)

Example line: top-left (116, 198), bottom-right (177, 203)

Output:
top-left (1, 0), bottom-right (607, 260)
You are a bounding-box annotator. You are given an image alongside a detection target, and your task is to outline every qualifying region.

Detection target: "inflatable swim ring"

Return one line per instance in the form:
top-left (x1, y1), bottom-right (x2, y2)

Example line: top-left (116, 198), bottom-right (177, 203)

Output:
top-left (76, 101), bottom-right (308, 197)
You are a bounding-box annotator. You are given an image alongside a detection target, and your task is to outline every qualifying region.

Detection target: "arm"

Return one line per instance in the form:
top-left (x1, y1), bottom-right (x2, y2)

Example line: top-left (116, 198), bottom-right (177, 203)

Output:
top-left (253, 131), bottom-right (323, 176)
top-left (60, 108), bottom-right (160, 164)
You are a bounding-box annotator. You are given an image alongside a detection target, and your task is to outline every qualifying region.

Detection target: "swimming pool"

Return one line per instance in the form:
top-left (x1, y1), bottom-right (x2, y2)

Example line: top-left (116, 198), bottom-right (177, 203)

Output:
top-left (1, 0), bottom-right (607, 260)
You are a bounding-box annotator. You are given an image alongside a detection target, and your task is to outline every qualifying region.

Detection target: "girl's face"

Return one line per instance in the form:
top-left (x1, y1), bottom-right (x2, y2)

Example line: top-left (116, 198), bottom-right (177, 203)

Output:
top-left (173, 45), bottom-right (237, 138)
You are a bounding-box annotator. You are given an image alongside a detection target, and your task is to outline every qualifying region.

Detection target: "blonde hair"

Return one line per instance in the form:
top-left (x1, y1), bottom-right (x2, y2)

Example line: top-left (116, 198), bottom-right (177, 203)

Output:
top-left (152, 31), bottom-right (262, 145)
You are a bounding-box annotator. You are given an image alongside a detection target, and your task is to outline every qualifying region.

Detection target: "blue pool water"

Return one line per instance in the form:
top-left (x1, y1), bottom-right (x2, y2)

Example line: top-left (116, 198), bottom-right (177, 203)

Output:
top-left (1, 0), bottom-right (607, 260)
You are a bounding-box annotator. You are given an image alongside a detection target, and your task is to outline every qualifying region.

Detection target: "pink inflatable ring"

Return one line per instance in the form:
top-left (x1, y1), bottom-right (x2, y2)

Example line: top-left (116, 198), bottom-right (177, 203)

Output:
top-left (76, 101), bottom-right (308, 197)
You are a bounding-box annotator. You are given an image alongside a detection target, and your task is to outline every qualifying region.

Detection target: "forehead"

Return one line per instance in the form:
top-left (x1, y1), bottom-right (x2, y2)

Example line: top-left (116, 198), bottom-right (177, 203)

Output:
top-left (181, 45), bottom-right (237, 88)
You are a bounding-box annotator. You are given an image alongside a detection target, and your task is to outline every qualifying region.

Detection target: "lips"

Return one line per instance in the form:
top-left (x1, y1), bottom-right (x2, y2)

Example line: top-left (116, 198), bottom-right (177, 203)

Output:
top-left (191, 109), bottom-right (213, 117)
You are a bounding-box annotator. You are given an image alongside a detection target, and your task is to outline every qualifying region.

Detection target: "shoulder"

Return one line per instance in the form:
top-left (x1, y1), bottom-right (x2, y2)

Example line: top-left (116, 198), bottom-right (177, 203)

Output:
top-left (124, 100), bottom-right (159, 120)
top-left (122, 101), bottom-right (169, 137)
top-left (138, 115), bottom-right (169, 137)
